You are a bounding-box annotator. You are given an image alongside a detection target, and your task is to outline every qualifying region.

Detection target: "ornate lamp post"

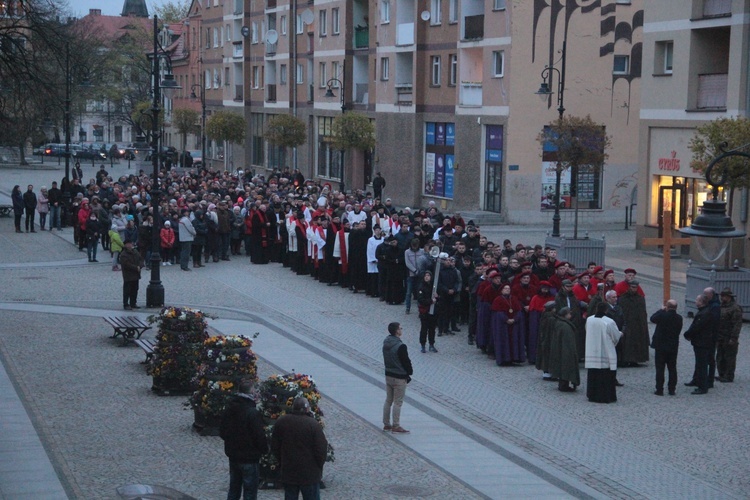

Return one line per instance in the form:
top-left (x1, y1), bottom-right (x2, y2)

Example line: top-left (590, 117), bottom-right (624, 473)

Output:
top-left (535, 40), bottom-right (567, 237)
top-left (324, 62), bottom-right (346, 192)
top-left (189, 83), bottom-right (206, 169)
top-left (679, 144), bottom-right (747, 262)
top-left (146, 14), bottom-right (181, 308)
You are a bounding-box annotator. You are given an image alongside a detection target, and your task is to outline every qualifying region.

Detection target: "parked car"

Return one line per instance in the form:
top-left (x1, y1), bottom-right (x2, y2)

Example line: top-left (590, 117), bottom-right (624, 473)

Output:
top-left (73, 146), bottom-right (107, 161)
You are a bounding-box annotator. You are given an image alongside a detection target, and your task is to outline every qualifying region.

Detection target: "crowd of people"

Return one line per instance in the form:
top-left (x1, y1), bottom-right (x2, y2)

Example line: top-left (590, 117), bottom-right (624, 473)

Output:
top-left (12, 163), bottom-right (744, 403)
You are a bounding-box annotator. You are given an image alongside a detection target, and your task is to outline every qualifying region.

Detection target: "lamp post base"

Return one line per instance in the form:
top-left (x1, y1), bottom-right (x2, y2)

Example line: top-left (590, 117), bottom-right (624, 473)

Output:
top-left (146, 283), bottom-right (165, 308)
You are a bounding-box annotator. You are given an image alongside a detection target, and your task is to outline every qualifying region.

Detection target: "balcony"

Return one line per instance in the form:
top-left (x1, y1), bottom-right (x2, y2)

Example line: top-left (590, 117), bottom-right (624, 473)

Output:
top-left (460, 82), bottom-right (482, 106)
top-left (696, 73), bottom-right (727, 109)
top-left (396, 84), bottom-right (413, 106)
top-left (355, 83), bottom-right (368, 104)
top-left (396, 22), bottom-right (414, 46)
top-left (234, 0), bottom-right (243, 15)
top-left (464, 15), bottom-right (484, 40)
top-left (266, 42), bottom-right (277, 56)
top-left (234, 85), bottom-right (244, 102)
top-left (233, 42), bottom-right (243, 58)
top-left (355, 27), bottom-right (369, 49)
top-left (266, 84), bottom-right (277, 102)
top-left (703, 0), bottom-right (731, 17)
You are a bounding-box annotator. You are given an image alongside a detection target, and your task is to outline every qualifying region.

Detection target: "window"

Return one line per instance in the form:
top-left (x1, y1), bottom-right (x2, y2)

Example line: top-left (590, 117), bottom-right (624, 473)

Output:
top-left (492, 50), bottom-right (504, 77)
top-left (205, 69), bottom-right (211, 88)
top-left (205, 28), bottom-right (210, 48)
top-left (381, 0), bottom-right (390, 23)
top-left (430, 0), bottom-right (442, 25)
top-left (296, 14), bottom-right (303, 34)
top-left (220, 27), bottom-right (224, 46)
top-left (213, 69), bottom-right (220, 88)
top-left (449, 0), bottom-right (458, 22)
top-left (424, 122), bottom-right (456, 198)
top-left (281, 15), bottom-right (287, 35)
top-left (331, 61), bottom-right (340, 86)
top-left (654, 41), bottom-right (674, 75)
top-left (319, 62), bottom-right (327, 87)
top-left (213, 27), bottom-right (219, 47)
top-left (332, 8), bottom-right (340, 34)
top-left (319, 10), bottom-right (327, 36)
top-left (613, 55), bottom-right (629, 74)
top-left (225, 67), bottom-right (230, 87)
top-left (381, 57), bottom-right (390, 80)
top-left (296, 64), bottom-right (303, 84)
top-left (251, 113), bottom-right (264, 166)
top-left (317, 116), bottom-right (342, 179)
top-left (493, 0), bottom-right (506, 9)
top-left (449, 54), bottom-right (457, 86)
top-left (252, 22), bottom-right (258, 43)
top-left (431, 56), bottom-right (441, 86)
top-left (253, 66), bottom-right (260, 89)
top-left (225, 25), bottom-right (231, 42)
top-left (280, 64), bottom-right (287, 85)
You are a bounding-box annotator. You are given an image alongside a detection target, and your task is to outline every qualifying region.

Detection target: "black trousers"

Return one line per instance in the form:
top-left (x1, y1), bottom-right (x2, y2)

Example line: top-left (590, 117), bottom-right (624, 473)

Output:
top-left (693, 346), bottom-right (712, 391)
top-left (654, 350), bottom-right (678, 392)
top-left (691, 341), bottom-right (716, 386)
top-left (419, 313), bottom-right (437, 346)
top-left (123, 280), bottom-right (139, 307)
top-left (25, 211), bottom-right (34, 231)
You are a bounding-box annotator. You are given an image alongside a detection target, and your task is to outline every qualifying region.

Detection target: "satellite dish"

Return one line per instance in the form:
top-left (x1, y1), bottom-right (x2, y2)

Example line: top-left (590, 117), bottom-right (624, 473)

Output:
top-left (265, 29), bottom-right (278, 44)
top-left (420, 10), bottom-right (431, 21)
top-left (301, 8), bottom-right (314, 25)
top-left (241, 26), bottom-right (250, 38)
top-left (429, 246), bottom-right (441, 258)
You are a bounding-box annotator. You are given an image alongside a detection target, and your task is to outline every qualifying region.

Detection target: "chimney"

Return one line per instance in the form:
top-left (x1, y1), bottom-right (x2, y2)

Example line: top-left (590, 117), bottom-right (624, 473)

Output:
top-left (90, 9), bottom-right (101, 16)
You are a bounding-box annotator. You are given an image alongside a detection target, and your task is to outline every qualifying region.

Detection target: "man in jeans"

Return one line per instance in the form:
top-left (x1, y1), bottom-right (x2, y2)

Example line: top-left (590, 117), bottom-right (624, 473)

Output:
top-left (48, 181), bottom-right (63, 230)
top-left (382, 322), bottom-right (413, 434)
top-left (220, 379), bottom-right (267, 500)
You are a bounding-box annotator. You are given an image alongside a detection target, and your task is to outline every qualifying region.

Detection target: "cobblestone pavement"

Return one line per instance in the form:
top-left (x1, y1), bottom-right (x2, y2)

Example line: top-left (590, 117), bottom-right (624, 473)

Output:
top-left (0, 163), bottom-right (748, 499)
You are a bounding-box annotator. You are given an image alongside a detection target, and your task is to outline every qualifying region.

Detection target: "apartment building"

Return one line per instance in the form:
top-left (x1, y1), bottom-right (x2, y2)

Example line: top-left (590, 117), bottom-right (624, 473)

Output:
top-left (239, 1), bottom-right (642, 223)
top-left (636, 0), bottom-right (750, 262)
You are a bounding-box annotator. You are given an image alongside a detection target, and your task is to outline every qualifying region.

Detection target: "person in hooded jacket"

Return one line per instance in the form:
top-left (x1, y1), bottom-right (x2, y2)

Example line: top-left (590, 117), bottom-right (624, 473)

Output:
top-left (191, 210), bottom-right (208, 268)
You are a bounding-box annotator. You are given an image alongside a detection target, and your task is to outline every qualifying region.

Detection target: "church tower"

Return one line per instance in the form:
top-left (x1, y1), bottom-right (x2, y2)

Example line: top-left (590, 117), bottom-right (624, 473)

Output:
top-left (121, 0), bottom-right (149, 17)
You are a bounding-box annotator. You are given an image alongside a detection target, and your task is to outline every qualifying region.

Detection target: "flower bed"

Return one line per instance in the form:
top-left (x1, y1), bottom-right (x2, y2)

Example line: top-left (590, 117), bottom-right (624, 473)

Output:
top-left (147, 307), bottom-right (212, 395)
top-left (188, 334), bottom-right (258, 435)
top-left (257, 373), bottom-right (334, 488)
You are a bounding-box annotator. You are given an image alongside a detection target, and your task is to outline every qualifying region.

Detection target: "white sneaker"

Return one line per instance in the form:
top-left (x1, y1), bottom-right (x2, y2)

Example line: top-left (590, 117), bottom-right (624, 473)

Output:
top-left (162, 262), bottom-right (167, 266)
top-left (167, 262), bottom-right (172, 266)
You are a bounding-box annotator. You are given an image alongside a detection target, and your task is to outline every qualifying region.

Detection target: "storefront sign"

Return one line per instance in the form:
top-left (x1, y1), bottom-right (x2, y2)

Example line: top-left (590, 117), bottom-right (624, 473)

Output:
top-left (658, 151), bottom-right (681, 171)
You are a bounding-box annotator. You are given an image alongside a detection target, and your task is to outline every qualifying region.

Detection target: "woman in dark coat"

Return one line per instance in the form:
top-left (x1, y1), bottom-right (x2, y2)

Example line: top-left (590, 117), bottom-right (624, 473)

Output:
top-left (549, 307), bottom-right (581, 392)
top-left (347, 222), bottom-right (370, 292)
top-left (383, 238), bottom-right (405, 304)
top-left (11, 185), bottom-right (24, 233)
top-left (85, 212), bottom-right (100, 262)
top-left (416, 270), bottom-right (438, 353)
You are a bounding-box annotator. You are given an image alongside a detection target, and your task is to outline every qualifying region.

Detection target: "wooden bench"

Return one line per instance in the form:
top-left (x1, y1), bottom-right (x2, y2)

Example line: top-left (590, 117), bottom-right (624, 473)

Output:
top-left (104, 316), bottom-right (151, 346)
top-left (0, 205), bottom-right (12, 217)
top-left (133, 338), bottom-right (157, 363)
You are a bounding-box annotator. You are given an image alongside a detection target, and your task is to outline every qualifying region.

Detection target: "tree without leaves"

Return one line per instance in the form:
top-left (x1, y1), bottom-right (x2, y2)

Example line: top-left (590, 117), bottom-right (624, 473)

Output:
top-left (689, 116), bottom-right (750, 190)
top-left (206, 110), bottom-right (246, 145)
top-left (331, 113), bottom-right (375, 152)
top-left (153, 0), bottom-right (190, 24)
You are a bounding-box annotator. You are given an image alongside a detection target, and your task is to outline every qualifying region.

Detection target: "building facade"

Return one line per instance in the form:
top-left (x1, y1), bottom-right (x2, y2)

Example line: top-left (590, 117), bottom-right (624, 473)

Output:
top-left (636, 0), bottom-right (750, 264)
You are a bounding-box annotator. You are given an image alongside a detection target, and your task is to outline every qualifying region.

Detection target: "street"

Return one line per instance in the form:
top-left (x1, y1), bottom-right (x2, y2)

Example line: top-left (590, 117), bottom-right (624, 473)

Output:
top-left (0, 161), bottom-right (748, 499)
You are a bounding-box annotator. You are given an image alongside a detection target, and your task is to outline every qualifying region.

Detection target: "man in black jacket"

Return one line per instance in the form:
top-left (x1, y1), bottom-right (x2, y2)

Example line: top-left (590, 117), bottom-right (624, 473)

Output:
top-left (47, 181), bottom-right (63, 231)
top-left (684, 294), bottom-right (713, 395)
top-left (23, 185), bottom-right (37, 232)
top-left (382, 322), bottom-right (413, 434)
top-left (220, 379), bottom-right (268, 500)
top-left (272, 397), bottom-right (328, 500)
top-left (650, 299), bottom-right (683, 396)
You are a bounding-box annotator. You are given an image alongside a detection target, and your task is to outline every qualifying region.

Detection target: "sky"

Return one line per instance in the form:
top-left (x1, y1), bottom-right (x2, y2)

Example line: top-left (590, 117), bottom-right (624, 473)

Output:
top-left (70, 0), bottom-right (170, 18)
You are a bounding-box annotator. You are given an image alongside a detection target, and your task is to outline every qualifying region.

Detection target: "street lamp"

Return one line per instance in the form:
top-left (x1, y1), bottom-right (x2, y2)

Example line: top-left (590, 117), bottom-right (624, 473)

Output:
top-left (190, 83), bottom-right (206, 170)
top-left (679, 144), bottom-right (747, 263)
top-left (146, 14), bottom-right (181, 308)
top-left (535, 39), bottom-right (567, 237)
top-left (324, 62), bottom-right (346, 192)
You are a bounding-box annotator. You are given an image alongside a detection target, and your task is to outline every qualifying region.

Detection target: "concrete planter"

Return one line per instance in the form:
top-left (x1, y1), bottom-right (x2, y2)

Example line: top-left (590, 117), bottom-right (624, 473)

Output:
top-left (544, 235), bottom-right (606, 270)
top-left (684, 263), bottom-right (750, 320)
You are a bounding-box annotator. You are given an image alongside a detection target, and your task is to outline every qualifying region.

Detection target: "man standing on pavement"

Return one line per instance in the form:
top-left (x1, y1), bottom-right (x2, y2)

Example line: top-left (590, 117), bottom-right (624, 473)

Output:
top-left (684, 294), bottom-right (713, 395)
top-left (650, 300), bottom-right (683, 396)
top-left (383, 322), bottom-right (413, 434)
top-left (686, 287), bottom-right (720, 388)
top-left (271, 397), bottom-right (328, 500)
top-left (716, 287), bottom-right (743, 383)
top-left (47, 181), bottom-right (63, 231)
top-left (618, 280), bottom-right (650, 367)
top-left (23, 184), bottom-right (37, 232)
top-left (372, 171), bottom-right (386, 200)
top-left (120, 238), bottom-right (142, 310)
top-left (220, 379), bottom-right (268, 500)
top-left (178, 208), bottom-right (195, 271)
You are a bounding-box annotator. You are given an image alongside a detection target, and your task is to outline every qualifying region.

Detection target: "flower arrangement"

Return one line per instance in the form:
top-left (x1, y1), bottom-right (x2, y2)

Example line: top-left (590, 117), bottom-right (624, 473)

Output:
top-left (188, 334), bottom-right (259, 423)
top-left (147, 306), bottom-right (213, 394)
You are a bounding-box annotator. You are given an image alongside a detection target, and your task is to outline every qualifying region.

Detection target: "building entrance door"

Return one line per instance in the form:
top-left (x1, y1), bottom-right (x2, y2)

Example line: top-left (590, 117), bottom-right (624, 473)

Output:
top-left (658, 183), bottom-right (687, 236)
top-left (484, 162), bottom-right (502, 213)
